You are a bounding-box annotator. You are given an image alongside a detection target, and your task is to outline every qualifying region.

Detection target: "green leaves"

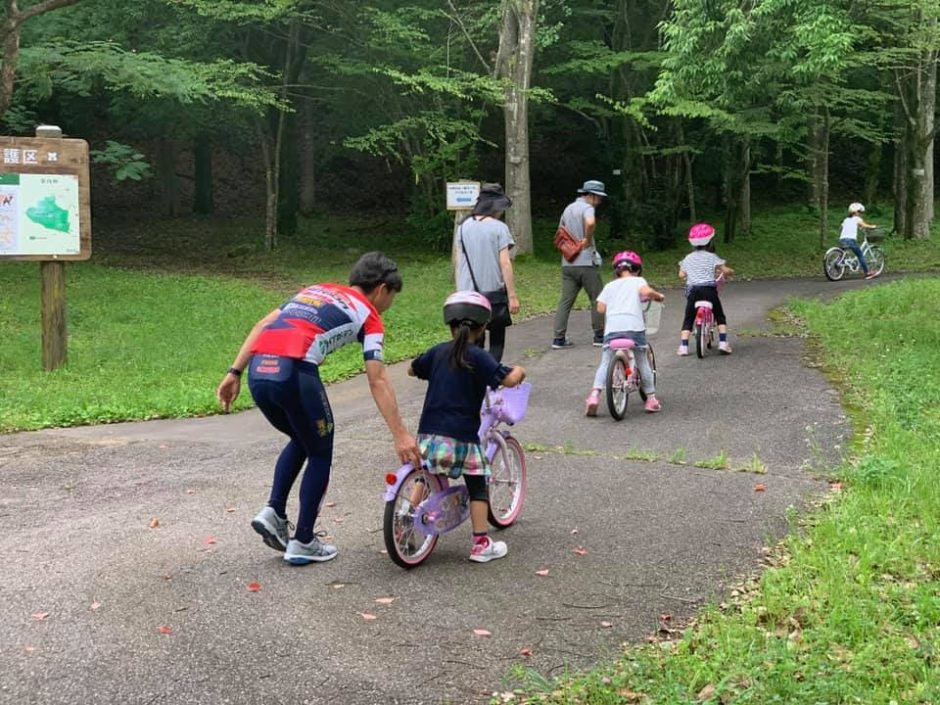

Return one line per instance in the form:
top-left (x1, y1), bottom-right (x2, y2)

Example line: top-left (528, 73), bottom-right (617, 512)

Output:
top-left (90, 140), bottom-right (153, 182)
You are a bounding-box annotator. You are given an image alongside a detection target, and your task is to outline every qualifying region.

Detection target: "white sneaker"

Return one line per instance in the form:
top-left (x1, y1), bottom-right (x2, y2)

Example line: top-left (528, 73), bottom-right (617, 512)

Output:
top-left (718, 341), bottom-right (733, 354)
top-left (677, 345), bottom-right (689, 357)
top-left (469, 536), bottom-right (508, 563)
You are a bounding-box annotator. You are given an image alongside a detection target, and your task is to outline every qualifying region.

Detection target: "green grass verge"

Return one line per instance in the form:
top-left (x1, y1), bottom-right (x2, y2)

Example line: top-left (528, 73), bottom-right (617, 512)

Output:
top-left (2, 206), bottom-right (940, 432)
top-left (504, 278), bottom-right (940, 704)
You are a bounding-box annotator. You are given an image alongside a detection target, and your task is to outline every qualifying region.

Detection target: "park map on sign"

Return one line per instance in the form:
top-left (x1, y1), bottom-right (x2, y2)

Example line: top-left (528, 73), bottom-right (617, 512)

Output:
top-left (0, 173), bottom-right (80, 256)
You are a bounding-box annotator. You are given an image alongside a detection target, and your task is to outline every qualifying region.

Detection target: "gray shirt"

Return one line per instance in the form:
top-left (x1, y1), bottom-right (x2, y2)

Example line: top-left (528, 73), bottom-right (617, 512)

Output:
top-left (559, 197), bottom-right (598, 267)
top-left (455, 216), bottom-right (514, 292)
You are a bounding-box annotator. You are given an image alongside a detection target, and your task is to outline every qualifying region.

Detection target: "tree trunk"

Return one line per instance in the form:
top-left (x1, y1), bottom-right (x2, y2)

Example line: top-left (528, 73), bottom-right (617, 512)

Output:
top-left (495, 0), bottom-right (538, 256)
top-left (740, 139), bottom-right (751, 235)
top-left (894, 95), bottom-right (909, 237)
top-left (0, 0), bottom-right (81, 119)
top-left (722, 134), bottom-right (738, 243)
top-left (298, 78), bottom-right (317, 216)
top-left (257, 118), bottom-right (278, 252)
top-left (192, 134), bottom-right (213, 215)
top-left (815, 108), bottom-right (830, 248)
top-left (911, 42), bottom-right (936, 238)
top-left (156, 138), bottom-right (178, 217)
top-left (677, 121), bottom-right (696, 223)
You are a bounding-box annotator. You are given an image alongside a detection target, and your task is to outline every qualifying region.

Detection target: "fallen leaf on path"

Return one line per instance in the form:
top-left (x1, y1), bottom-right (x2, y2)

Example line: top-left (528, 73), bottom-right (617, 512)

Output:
top-left (158, 625), bottom-right (173, 635)
top-left (204, 537), bottom-right (217, 545)
top-left (90, 602), bottom-right (101, 611)
top-left (617, 690), bottom-right (646, 703)
top-left (535, 569), bottom-right (550, 577)
top-left (697, 684), bottom-right (716, 701)
top-left (571, 528), bottom-right (579, 534)
top-left (830, 482), bottom-right (844, 492)
top-left (359, 613), bottom-right (378, 621)
top-left (332, 583), bottom-right (346, 590)
top-left (325, 501), bottom-right (336, 508)
top-left (247, 582), bottom-right (262, 592)
top-left (378, 550), bottom-right (387, 555)
top-left (659, 613), bottom-right (672, 622)
top-left (31, 612), bottom-right (49, 621)
top-left (754, 484), bottom-right (766, 493)
top-left (332, 517), bottom-right (344, 524)
top-left (600, 621), bottom-right (613, 628)
top-left (519, 648), bottom-right (533, 657)
top-left (224, 507), bottom-right (236, 513)
top-left (473, 628), bottom-right (492, 637)
top-left (148, 518), bottom-right (160, 529)
top-left (374, 597), bottom-right (395, 605)
top-left (185, 489), bottom-right (195, 495)
top-left (573, 547), bottom-right (588, 556)
top-left (24, 646), bottom-right (36, 653)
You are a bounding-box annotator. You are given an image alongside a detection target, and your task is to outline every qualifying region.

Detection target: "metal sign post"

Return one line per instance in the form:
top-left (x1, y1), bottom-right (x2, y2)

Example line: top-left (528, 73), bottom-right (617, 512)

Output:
top-left (0, 126), bottom-right (92, 370)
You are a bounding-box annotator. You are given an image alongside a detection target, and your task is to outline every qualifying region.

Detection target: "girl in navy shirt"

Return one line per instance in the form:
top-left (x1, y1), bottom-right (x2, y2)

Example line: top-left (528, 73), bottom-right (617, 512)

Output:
top-left (409, 291), bottom-right (526, 563)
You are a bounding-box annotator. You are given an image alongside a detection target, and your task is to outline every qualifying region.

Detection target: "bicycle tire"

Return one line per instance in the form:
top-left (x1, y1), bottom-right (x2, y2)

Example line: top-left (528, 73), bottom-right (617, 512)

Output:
top-left (383, 466), bottom-right (441, 569)
top-left (695, 320), bottom-right (707, 359)
top-left (638, 344), bottom-right (656, 402)
top-left (868, 246), bottom-right (885, 276)
top-left (605, 354), bottom-right (629, 420)
top-left (487, 434), bottom-right (527, 529)
top-left (824, 248), bottom-right (846, 281)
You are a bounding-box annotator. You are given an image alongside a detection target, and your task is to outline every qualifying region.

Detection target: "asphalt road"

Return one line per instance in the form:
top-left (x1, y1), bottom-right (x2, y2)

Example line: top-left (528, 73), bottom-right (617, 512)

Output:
top-left (0, 278), bottom-right (866, 705)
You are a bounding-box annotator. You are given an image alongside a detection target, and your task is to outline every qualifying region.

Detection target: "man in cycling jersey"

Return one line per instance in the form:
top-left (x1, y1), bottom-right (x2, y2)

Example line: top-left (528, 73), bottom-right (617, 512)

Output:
top-left (217, 252), bottom-right (422, 565)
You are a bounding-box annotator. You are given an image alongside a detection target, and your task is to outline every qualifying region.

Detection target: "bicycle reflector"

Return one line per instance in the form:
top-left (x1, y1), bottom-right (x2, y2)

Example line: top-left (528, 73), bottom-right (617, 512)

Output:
top-left (385, 473), bottom-right (398, 485)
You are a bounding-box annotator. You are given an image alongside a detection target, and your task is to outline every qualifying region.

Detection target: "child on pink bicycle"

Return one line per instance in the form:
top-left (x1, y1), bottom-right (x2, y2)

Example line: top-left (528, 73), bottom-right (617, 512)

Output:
top-left (678, 223), bottom-right (735, 356)
top-left (408, 291), bottom-right (526, 563)
top-left (584, 251), bottom-right (666, 416)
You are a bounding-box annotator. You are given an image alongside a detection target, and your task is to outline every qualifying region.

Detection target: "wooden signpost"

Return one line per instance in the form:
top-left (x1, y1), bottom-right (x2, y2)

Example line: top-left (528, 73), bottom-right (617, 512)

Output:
top-left (0, 126), bottom-right (92, 370)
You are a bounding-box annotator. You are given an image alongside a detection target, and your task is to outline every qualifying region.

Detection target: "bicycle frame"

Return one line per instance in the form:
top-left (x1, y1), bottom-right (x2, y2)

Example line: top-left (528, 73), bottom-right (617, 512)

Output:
top-left (382, 386), bottom-right (523, 505)
top-left (838, 239), bottom-right (874, 273)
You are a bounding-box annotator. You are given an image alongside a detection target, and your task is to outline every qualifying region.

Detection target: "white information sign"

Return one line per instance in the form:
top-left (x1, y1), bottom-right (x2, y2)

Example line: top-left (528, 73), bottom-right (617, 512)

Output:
top-left (446, 181), bottom-right (480, 210)
top-left (0, 173), bottom-right (81, 256)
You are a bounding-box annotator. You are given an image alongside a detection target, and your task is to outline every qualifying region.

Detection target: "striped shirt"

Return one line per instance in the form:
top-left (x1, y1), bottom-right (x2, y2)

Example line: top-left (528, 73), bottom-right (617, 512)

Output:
top-left (252, 283), bottom-right (385, 365)
top-left (679, 251), bottom-right (725, 288)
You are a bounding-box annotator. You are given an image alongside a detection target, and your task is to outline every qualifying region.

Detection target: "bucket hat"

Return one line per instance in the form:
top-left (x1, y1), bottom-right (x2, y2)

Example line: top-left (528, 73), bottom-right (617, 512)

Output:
top-left (473, 183), bottom-right (512, 213)
top-left (577, 180), bottom-right (607, 197)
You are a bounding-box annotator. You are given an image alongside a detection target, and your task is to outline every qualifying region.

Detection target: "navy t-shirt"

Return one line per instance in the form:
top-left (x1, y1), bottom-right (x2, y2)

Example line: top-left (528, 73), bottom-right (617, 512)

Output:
top-left (411, 342), bottom-right (509, 442)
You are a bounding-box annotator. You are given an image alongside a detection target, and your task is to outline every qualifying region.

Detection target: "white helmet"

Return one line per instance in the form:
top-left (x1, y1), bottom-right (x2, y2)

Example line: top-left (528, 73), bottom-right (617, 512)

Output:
top-left (848, 202), bottom-right (865, 213)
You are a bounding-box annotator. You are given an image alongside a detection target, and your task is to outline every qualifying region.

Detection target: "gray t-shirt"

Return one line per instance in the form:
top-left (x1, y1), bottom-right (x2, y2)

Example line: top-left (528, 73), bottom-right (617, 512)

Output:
top-left (455, 217), bottom-right (514, 292)
top-left (559, 197), bottom-right (598, 267)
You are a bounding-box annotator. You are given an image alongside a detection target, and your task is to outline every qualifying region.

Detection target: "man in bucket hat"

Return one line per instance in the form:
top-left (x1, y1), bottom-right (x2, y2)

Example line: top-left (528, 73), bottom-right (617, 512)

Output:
top-left (551, 180), bottom-right (607, 349)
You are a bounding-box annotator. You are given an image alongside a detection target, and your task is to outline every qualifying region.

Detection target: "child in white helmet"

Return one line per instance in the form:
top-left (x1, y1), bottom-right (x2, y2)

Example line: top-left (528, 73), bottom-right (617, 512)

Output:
top-left (840, 203), bottom-right (879, 279)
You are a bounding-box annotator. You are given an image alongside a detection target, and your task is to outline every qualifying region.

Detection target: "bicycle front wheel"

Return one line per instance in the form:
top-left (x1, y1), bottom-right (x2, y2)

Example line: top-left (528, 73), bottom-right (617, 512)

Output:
top-left (487, 434), bottom-right (527, 529)
top-left (868, 246), bottom-right (885, 276)
top-left (383, 466), bottom-right (441, 569)
top-left (824, 248), bottom-right (846, 281)
top-left (605, 354), bottom-right (629, 420)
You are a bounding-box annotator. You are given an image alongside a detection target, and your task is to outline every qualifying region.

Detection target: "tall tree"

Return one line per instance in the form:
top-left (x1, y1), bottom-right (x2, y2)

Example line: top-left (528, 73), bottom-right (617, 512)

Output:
top-left (494, 0), bottom-right (538, 255)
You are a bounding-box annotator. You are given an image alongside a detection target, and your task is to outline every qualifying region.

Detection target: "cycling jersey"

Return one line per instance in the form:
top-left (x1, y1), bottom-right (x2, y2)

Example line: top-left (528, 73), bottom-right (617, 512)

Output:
top-left (251, 283), bottom-right (385, 364)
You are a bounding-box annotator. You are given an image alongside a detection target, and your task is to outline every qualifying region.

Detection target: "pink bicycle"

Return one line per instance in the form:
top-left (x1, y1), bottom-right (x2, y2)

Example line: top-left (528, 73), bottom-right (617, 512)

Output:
top-left (382, 383), bottom-right (530, 569)
top-left (691, 274), bottom-right (726, 359)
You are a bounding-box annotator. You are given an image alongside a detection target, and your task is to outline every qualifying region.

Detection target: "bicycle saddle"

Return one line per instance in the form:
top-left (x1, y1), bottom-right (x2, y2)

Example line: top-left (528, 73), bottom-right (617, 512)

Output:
top-left (608, 338), bottom-right (636, 350)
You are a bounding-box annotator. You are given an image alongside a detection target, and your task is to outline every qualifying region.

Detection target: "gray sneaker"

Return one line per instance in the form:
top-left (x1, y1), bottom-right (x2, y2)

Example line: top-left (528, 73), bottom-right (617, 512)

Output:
top-left (551, 337), bottom-right (575, 349)
top-left (251, 506), bottom-right (289, 552)
top-left (284, 535), bottom-right (338, 565)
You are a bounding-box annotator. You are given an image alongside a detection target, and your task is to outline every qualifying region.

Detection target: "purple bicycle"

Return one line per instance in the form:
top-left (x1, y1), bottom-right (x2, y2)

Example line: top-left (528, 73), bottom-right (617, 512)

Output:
top-left (382, 383), bottom-right (530, 569)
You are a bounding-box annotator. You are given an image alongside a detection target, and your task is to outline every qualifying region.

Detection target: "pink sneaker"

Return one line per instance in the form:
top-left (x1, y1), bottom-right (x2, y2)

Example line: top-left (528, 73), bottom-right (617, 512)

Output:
top-left (469, 536), bottom-right (508, 563)
top-left (644, 396), bottom-right (662, 413)
top-left (584, 390), bottom-right (600, 417)
top-left (677, 345), bottom-right (689, 356)
top-left (718, 341), bottom-right (732, 354)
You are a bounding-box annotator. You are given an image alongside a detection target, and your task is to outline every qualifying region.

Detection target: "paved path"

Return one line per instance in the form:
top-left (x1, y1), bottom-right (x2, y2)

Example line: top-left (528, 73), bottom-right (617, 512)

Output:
top-left (0, 279), bottom-right (863, 705)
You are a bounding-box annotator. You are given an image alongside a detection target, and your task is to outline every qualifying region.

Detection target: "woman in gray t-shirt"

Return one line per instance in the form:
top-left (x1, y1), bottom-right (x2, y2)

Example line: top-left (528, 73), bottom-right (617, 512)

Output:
top-left (454, 184), bottom-right (520, 362)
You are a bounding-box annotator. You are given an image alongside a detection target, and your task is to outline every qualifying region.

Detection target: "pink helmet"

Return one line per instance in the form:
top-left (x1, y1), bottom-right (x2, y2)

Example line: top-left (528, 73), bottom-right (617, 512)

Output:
top-left (612, 250), bottom-right (643, 272)
top-left (443, 290), bottom-right (491, 327)
top-left (688, 223), bottom-right (716, 246)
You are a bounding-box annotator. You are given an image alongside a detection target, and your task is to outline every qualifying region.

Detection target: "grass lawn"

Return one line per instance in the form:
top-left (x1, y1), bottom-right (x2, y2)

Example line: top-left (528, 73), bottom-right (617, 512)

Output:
top-left (503, 278), bottom-right (940, 704)
top-left (2, 205), bottom-right (940, 432)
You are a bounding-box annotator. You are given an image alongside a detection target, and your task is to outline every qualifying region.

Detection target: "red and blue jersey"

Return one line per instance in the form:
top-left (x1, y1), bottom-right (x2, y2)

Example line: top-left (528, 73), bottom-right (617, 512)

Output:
top-left (252, 283), bottom-right (385, 365)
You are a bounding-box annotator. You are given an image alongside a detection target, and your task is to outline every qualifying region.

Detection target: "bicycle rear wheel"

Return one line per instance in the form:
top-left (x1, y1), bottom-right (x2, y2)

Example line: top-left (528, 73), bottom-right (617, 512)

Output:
top-left (868, 246), bottom-right (885, 276)
top-left (638, 344), bottom-right (656, 402)
top-left (824, 248), bottom-right (846, 281)
top-left (695, 320), bottom-right (708, 359)
top-left (605, 355), bottom-right (629, 420)
top-left (487, 434), bottom-right (527, 529)
top-left (383, 466), bottom-right (441, 569)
